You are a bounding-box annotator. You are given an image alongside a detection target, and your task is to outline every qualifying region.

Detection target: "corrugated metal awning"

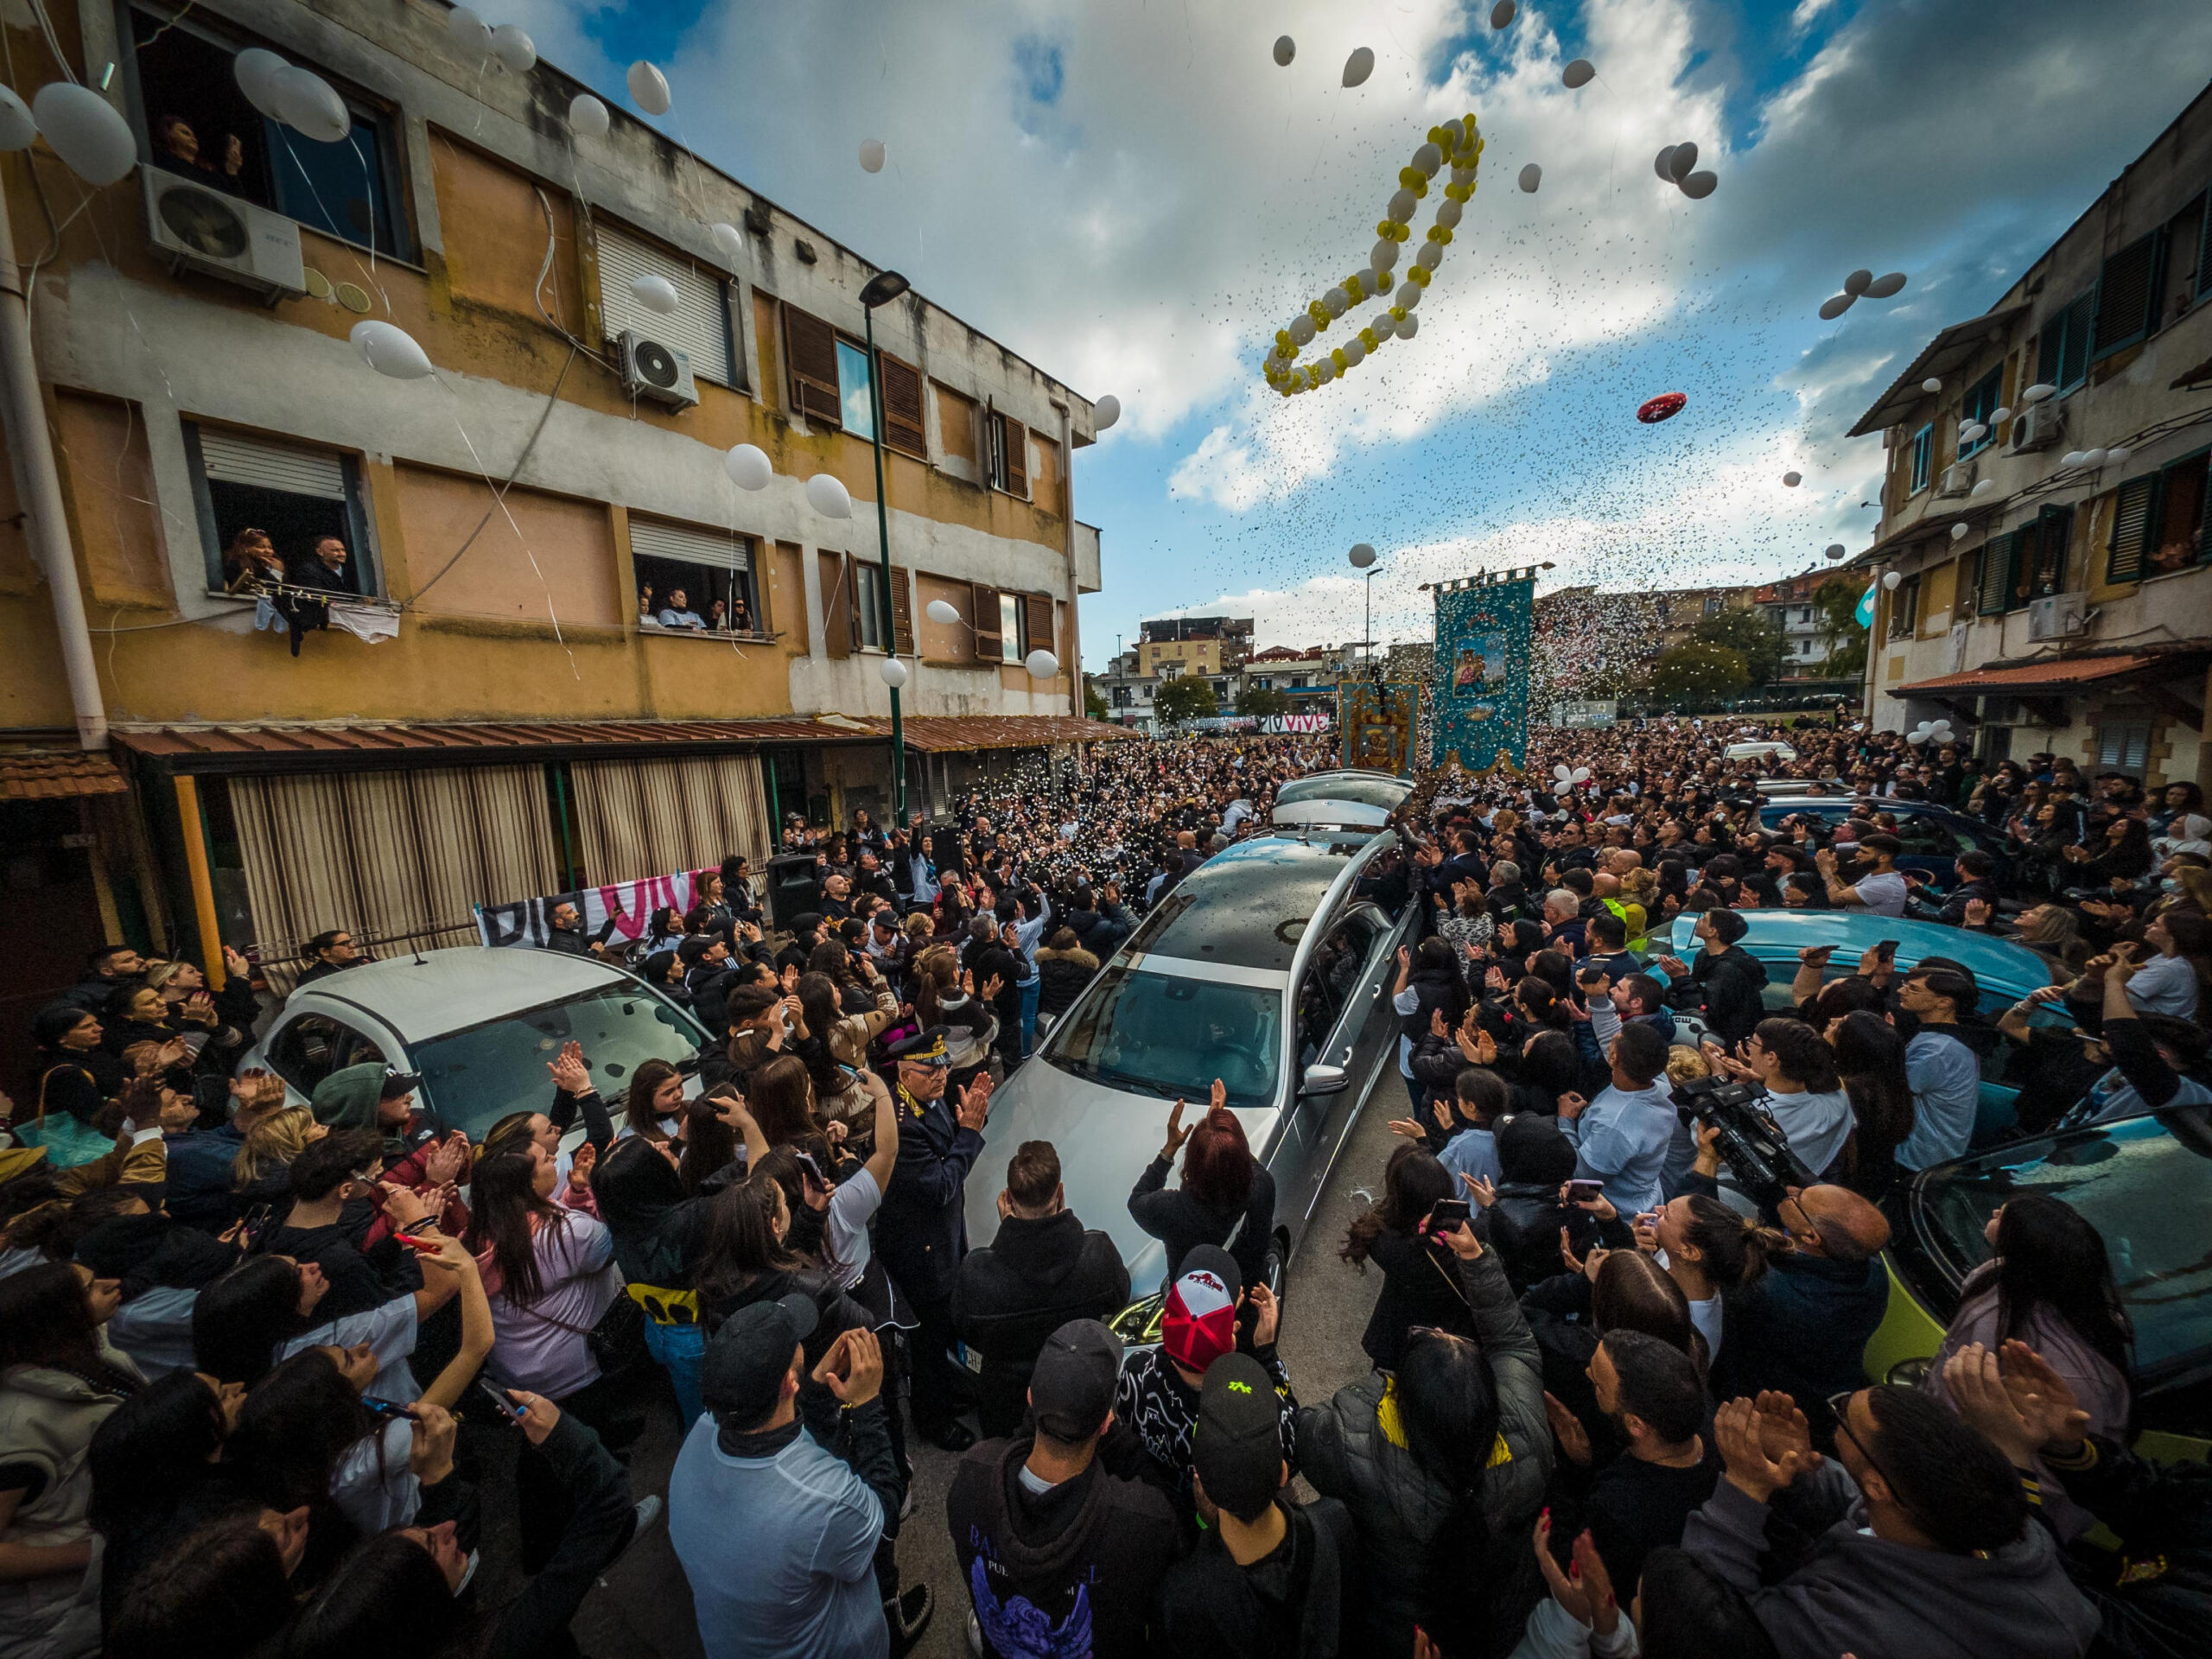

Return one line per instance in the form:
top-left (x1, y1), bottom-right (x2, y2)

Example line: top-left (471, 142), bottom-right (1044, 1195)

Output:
top-left (1895, 652), bottom-right (2180, 696)
top-left (0, 750), bottom-right (129, 801)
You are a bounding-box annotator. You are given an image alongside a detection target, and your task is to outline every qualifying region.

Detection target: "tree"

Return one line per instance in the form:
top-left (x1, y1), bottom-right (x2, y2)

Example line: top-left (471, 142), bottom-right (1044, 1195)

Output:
top-left (1235, 683), bottom-right (1292, 718)
top-left (1152, 675), bottom-right (1219, 724)
top-left (1688, 605), bottom-right (1785, 687)
top-left (1084, 676), bottom-right (1109, 719)
top-left (1649, 643), bottom-right (1750, 706)
top-left (1812, 577), bottom-right (1869, 682)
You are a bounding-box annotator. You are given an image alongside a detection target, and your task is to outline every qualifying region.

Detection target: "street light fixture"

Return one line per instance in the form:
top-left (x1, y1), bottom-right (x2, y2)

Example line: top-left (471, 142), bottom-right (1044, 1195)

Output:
top-left (859, 270), bottom-right (911, 819)
top-left (1348, 543), bottom-right (1379, 671)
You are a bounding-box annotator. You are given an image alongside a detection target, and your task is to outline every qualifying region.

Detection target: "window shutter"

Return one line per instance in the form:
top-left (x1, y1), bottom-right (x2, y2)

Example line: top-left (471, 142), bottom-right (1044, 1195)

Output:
top-left (783, 304), bottom-right (843, 427)
top-left (2093, 233), bottom-right (2158, 359)
top-left (628, 518), bottom-right (752, 572)
top-left (822, 551), bottom-right (851, 658)
top-left (846, 555), bottom-right (865, 652)
top-left (1976, 535), bottom-right (2012, 614)
top-left (594, 220), bottom-right (735, 385)
top-left (888, 565), bottom-right (915, 654)
top-left (1001, 416), bottom-right (1028, 497)
top-left (197, 429), bottom-right (347, 499)
top-left (972, 582), bottom-right (1001, 662)
top-left (878, 354), bottom-right (926, 458)
top-left (2107, 475), bottom-right (2157, 583)
top-left (1023, 594), bottom-right (1053, 659)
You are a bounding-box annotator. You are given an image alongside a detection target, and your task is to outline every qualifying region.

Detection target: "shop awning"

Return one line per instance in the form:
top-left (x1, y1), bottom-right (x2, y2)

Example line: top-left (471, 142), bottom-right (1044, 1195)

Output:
top-left (110, 715), bottom-right (1137, 772)
top-left (0, 750), bottom-right (130, 802)
top-left (1894, 653), bottom-right (2171, 697)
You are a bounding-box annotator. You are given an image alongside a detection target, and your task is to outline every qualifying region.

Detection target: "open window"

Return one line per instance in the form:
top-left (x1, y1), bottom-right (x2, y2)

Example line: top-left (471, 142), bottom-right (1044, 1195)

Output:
top-left (2037, 289), bottom-right (2096, 395)
top-left (987, 409), bottom-right (1028, 497)
top-left (630, 517), bottom-right (761, 636)
top-left (123, 5), bottom-right (412, 259)
top-left (1958, 368), bottom-right (2001, 459)
top-left (184, 423), bottom-right (377, 598)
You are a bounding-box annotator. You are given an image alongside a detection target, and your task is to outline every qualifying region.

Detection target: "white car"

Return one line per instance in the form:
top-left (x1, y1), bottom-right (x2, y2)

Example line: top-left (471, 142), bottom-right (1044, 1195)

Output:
top-left (238, 947), bottom-right (710, 1138)
top-left (1723, 740), bottom-right (1798, 763)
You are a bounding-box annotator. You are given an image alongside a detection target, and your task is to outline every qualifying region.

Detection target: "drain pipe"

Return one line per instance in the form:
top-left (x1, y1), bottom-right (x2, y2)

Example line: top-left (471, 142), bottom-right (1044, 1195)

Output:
top-left (0, 170), bottom-right (107, 750)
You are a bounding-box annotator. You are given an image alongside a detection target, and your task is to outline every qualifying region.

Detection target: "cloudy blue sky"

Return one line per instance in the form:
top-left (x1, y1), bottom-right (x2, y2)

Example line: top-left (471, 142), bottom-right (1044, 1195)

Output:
top-left (500, 0), bottom-right (2212, 666)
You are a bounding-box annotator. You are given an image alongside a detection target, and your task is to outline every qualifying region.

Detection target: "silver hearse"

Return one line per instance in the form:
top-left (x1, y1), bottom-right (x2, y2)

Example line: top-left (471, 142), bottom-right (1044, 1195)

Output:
top-left (962, 824), bottom-right (1418, 1319)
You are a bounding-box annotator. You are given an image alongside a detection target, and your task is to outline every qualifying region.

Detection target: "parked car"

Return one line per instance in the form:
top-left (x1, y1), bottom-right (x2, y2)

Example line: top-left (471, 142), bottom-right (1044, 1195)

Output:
top-left (238, 948), bottom-right (710, 1141)
top-left (1658, 909), bottom-right (2057, 1019)
top-left (1758, 795), bottom-right (2013, 888)
top-left (965, 830), bottom-right (1419, 1327)
top-left (1863, 1102), bottom-right (2212, 1459)
top-left (1269, 768), bottom-right (1414, 830)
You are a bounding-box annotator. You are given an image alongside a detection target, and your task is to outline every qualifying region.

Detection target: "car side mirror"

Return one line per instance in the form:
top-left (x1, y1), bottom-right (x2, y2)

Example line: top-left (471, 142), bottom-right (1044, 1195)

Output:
top-left (1300, 1063), bottom-right (1348, 1097)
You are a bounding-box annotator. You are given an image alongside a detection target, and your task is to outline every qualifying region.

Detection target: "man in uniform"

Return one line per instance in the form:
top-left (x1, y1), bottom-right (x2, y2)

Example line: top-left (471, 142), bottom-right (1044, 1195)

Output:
top-left (877, 1027), bottom-right (994, 1451)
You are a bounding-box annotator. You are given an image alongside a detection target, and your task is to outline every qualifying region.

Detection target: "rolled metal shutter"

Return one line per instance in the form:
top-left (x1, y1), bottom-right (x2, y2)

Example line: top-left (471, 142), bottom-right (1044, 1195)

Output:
top-left (629, 517), bottom-right (752, 573)
top-left (197, 429), bottom-right (348, 499)
top-left (595, 219), bottom-right (734, 385)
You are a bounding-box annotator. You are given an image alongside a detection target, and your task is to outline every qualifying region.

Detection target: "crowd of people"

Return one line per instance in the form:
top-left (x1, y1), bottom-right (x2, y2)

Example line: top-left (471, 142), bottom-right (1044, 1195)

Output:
top-left (1, 717), bottom-right (2207, 1659)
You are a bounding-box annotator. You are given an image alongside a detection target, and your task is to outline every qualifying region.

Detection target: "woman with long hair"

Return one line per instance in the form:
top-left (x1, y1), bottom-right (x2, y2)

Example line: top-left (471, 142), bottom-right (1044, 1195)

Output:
top-left (86, 1370), bottom-right (241, 1628)
top-left (588, 1134), bottom-right (715, 1427)
top-left (744, 1054), bottom-right (828, 1156)
top-left (1341, 1143), bottom-right (1474, 1370)
top-left (1635, 1193), bottom-right (1785, 1363)
top-left (1922, 1193), bottom-right (2132, 1538)
top-left (2063, 814), bottom-right (2154, 887)
top-left (1510, 1028), bottom-right (1582, 1116)
top-left (791, 969), bottom-right (896, 1154)
top-left (1297, 1220), bottom-right (1548, 1656)
top-left (1128, 1080), bottom-right (1277, 1292)
top-left (911, 946), bottom-right (996, 1094)
top-left (692, 1169), bottom-right (870, 1366)
top-left (231, 1105), bottom-right (325, 1217)
top-left (1827, 1009), bottom-right (1914, 1200)
top-left (22, 1003), bottom-right (124, 1166)
top-left (621, 1058), bottom-right (686, 1143)
top-left (0, 1262), bottom-right (143, 1653)
top-left (2135, 910), bottom-right (2210, 1020)
top-left (2010, 903), bottom-right (2084, 976)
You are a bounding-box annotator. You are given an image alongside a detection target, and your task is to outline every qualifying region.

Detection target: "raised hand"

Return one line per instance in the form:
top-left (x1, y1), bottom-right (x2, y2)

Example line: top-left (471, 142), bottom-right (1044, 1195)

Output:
top-left (1461, 1173), bottom-right (1497, 1209)
top-left (1715, 1395), bottom-right (1817, 1502)
top-left (1209, 1077), bottom-right (1228, 1114)
top-left (1160, 1099), bottom-right (1192, 1160)
top-left (1388, 1116), bottom-right (1428, 1141)
top-left (1996, 1338), bottom-right (2092, 1452)
top-left (1544, 1391), bottom-right (1593, 1466)
top-left (567, 1141), bottom-right (596, 1192)
top-left (955, 1071), bottom-right (994, 1132)
top-left (1243, 1281), bottom-right (1280, 1346)
top-left (1556, 1090), bottom-right (1587, 1120)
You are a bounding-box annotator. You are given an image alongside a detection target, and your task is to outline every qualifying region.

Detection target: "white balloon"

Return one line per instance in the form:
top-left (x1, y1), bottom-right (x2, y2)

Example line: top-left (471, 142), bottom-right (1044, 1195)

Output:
top-left (1413, 143), bottom-right (1443, 176)
top-left (32, 84), bottom-right (137, 186)
top-left (1921, 378), bottom-right (1942, 394)
top-left (1950, 523), bottom-right (1970, 541)
top-left (1843, 269), bottom-right (1872, 296)
top-left (1667, 142), bottom-right (1697, 181)
top-left (274, 67), bottom-right (351, 143)
top-left (1435, 197), bottom-right (1464, 229)
top-left (1907, 727), bottom-right (1929, 744)
top-left (1555, 781), bottom-right (1573, 795)
top-left (2060, 451), bottom-right (2085, 468)
top-left (880, 658), bottom-right (910, 690)
top-left (626, 60), bottom-right (671, 116)
top-left (568, 92), bottom-right (610, 138)
top-left (1370, 311), bottom-right (1395, 339)
top-left (1554, 765), bottom-right (1573, 781)
top-left (859, 138), bottom-right (886, 174)
top-left (925, 599), bottom-right (962, 626)
top-left (723, 444), bottom-right (772, 492)
top-left (492, 24), bottom-right (537, 74)
top-left (1025, 649), bottom-right (1058, 681)
top-left (1959, 422), bottom-right (1986, 444)
top-left (1678, 170), bottom-right (1717, 200)
top-left (709, 221), bottom-right (746, 264)
top-left (1864, 272), bottom-right (1907, 299)
top-left (1518, 162), bottom-right (1541, 193)
top-left (1654, 144), bottom-right (1678, 181)
top-left (350, 319), bottom-right (434, 379)
top-left (2021, 382), bottom-right (2055, 404)
top-left (2105, 445), bottom-right (2132, 466)
top-left (234, 48), bottom-right (291, 121)
top-left (1396, 312), bottom-right (1418, 340)
top-left (1562, 58), bottom-right (1595, 88)
top-left (805, 474), bottom-right (853, 518)
top-left (1989, 406), bottom-right (2012, 424)
top-left (1093, 394), bottom-right (1122, 431)
top-left (1825, 543), bottom-right (1847, 559)
top-left (1969, 478), bottom-right (1995, 497)
top-left (1882, 570), bottom-right (1902, 590)
top-left (629, 273), bottom-right (679, 315)
top-left (1396, 281), bottom-right (1422, 309)
top-left (1342, 339), bottom-right (1365, 367)
top-left (448, 5), bottom-right (493, 54)
top-left (1273, 35), bottom-right (1296, 67)
top-left (1415, 241), bottom-right (1442, 271)
top-left (1289, 314), bottom-right (1316, 345)
top-left (1350, 543), bottom-right (1376, 569)
top-left (1388, 188), bottom-right (1417, 222)
top-left (2082, 448), bottom-right (2108, 468)
top-left (1370, 238), bottom-right (1400, 272)
top-left (1491, 0), bottom-right (1516, 26)
top-left (1323, 286), bottom-right (1348, 316)
top-left (1343, 47), bottom-right (1375, 87)
top-left (0, 86), bottom-right (29, 151)
top-left (1783, 471), bottom-right (1802, 486)
top-left (1819, 294), bottom-right (1856, 321)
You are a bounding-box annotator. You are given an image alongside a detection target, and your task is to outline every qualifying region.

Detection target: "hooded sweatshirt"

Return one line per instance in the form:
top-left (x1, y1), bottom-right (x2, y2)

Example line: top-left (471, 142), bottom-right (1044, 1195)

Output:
top-left (945, 1433), bottom-right (1179, 1659)
top-left (1682, 1459), bottom-right (2098, 1659)
top-left (1155, 1495), bottom-right (1361, 1659)
top-left (952, 1211), bottom-right (1131, 1438)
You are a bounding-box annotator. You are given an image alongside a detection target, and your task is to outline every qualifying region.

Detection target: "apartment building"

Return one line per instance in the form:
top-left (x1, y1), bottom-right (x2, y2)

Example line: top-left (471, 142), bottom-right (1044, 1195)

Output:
top-left (1848, 83), bottom-right (2211, 785)
top-left (0, 0), bottom-right (1114, 1028)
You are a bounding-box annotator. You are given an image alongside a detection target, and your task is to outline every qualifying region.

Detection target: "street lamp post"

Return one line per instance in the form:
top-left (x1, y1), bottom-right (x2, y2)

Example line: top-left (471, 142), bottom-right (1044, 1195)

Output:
top-left (859, 270), bottom-right (912, 821)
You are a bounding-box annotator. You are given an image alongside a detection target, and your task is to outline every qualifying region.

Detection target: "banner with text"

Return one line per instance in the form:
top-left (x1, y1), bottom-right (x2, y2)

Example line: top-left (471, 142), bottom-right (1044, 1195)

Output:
top-left (476, 870), bottom-right (697, 951)
top-left (1431, 575), bottom-right (1534, 772)
top-left (1338, 682), bottom-right (1421, 776)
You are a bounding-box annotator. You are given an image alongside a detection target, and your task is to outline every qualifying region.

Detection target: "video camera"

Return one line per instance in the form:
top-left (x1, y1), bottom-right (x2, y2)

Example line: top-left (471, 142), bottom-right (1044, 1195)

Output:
top-left (1674, 1077), bottom-right (1816, 1212)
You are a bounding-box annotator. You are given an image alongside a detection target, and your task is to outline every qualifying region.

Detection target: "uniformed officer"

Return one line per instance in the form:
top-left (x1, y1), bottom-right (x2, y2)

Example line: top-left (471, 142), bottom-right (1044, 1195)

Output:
top-left (876, 1026), bottom-right (994, 1450)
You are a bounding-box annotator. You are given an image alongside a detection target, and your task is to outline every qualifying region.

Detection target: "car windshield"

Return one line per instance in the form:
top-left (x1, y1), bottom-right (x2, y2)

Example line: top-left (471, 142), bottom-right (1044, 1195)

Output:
top-left (1274, 773), bottom-right (1410, 810)
top-left (1042, 963), bottom-right (1281, 1111)
top-left (409, 983), bottom-right (708, 1141)
top-left (1914, 1107), bottom-right (2212, 1375)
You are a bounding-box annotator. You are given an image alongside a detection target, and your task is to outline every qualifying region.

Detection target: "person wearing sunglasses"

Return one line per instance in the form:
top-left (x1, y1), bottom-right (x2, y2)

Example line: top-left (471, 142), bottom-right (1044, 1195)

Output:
top-left (1679, 1385), bottom-right (2098, 1659)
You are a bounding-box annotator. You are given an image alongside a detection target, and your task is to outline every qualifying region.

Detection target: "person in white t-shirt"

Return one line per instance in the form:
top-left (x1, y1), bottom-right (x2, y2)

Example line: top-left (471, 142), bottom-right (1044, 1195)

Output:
top-left (1701, 1017), bottom-right (1855, 1180)
top-left (1815, 831), bottom-right (1909, 917)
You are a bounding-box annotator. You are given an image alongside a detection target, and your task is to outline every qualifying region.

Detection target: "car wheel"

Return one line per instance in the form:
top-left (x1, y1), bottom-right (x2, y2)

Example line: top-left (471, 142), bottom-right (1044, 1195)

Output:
top-left (1262, 1236), bottom-right (1287, 1298)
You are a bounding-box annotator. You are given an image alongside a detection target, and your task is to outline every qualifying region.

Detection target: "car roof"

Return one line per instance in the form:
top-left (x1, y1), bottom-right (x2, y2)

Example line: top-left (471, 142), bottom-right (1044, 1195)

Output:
top-left (1134, 835), bottom-right (1369, 975)
top-left (289, 948), bottom-right (633, 1039)
top-left (1274, 771), bottom-right (1414, 809)
top-left (1665, 910), bottom-right (2050, 1005)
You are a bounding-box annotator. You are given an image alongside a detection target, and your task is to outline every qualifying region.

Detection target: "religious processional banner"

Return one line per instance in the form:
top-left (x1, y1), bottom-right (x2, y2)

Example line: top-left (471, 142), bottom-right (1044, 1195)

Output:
top-left (1338, 682), bottom-right (1421, 776)
top-left (476, 869), bottom-right (698, 950)
top-left (1431, 574), bottom-right (1534, 772)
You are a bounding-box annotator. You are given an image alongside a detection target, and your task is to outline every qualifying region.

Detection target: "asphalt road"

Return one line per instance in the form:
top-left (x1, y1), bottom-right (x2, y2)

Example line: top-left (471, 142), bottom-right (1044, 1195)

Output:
top-left (546, 1066), bottom-right (1414, 1659)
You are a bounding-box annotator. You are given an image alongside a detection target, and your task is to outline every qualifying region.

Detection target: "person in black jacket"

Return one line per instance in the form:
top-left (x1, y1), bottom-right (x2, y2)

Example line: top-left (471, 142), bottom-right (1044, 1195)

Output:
top-left (1476, 1114), bottom-right (1604, 1294)
top-left (954, 1141), bottom-right (1131, 1438)
top-left (1032, 930), bottom-right (1100, 1026)
top-left (948, 1320), bottom-right (1179, 1659)
top-left (1340, 1143), bottom-right (1473, 1372)
top-left (1128, 1080), bottom-right (1277, 1293)
top-left (1654, 908), bottom-right (1768, 1051)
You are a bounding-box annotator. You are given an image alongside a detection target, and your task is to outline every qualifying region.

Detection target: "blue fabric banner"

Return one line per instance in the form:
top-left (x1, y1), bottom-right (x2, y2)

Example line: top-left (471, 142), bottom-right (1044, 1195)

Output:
top-left (1338, 681), bottom-right (1421, 776)
top-left (1431, 575), bottom-right (1534, 772)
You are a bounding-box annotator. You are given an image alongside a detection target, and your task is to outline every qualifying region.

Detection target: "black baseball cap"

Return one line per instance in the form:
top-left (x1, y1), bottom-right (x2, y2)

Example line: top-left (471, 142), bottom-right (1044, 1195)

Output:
top-left (700, 1292), bottom-right (817, 1425)
top-left (1029, 1319), bottom-right (1122, 1441)
top-left (1191, 1352), bottom-right (1285, 1521)
top-left (378, 1070), bottom-right (423, 1100)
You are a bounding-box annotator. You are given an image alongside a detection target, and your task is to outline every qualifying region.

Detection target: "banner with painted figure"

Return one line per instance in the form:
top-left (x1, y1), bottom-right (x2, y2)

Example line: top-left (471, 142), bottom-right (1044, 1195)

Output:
top-left (476, 869), bottom-right (697, 950)
top-left (1338, 682), bottom-right (1421, 776)
top-left (1432, 575), bottom-right (1535, 772)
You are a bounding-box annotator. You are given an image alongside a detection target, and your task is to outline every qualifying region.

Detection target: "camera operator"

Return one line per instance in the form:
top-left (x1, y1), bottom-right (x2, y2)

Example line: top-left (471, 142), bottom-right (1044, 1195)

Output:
top-left (1698, 1020), bottom-right (1854, 1185)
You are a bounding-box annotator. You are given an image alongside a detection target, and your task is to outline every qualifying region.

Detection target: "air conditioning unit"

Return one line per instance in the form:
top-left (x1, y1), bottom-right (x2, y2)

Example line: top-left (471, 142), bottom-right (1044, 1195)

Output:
top-left (2028, 592), bottom-right (2088, 641)
top-left (2009, 400), bottom-right (2063, 453)
top-left (1936, 460), bottom-right (1975, 498)
top-left (142, 170), bottom-right (306, 301)
top-left (616, 330), bottom-right (698, 410)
